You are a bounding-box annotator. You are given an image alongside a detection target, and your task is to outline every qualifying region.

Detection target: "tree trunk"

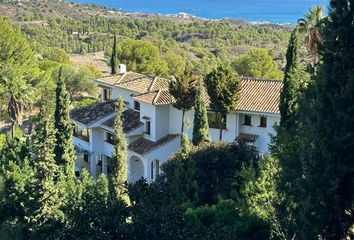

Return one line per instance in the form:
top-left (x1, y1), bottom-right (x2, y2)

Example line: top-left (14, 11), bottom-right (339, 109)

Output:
top-left (11, 122), bottom-right (15, 139)
top-left (181, 109), bottom-right (186, 144)
top-left (219, 113), bottom-right (223, 141)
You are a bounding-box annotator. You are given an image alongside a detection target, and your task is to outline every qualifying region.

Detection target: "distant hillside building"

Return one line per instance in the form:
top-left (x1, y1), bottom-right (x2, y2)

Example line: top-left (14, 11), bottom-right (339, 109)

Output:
top-left (70, 64), bottom-right (282, 181)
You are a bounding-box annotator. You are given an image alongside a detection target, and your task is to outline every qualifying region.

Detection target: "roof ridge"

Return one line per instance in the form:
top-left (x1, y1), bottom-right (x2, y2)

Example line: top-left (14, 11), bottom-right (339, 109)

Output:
top-left (148, 76), bottom-right (158, 91)
top-left (241, 76), bottom-right (283, 83)
top-left (152, 89), bottom-right (162, 105)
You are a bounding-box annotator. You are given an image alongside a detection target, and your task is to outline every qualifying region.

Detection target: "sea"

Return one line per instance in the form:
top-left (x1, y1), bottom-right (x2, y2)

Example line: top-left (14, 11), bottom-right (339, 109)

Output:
top-left (73, 0), bottom-right (329, 24)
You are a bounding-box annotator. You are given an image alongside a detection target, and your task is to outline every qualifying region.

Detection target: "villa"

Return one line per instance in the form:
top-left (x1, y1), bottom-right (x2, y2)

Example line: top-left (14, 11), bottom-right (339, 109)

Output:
top-left (70, 64), bottom-right (282, 182)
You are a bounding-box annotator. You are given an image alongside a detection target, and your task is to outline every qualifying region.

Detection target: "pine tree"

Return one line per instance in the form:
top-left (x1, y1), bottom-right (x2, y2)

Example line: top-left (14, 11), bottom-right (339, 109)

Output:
top-left (30, 105), bottom-right (64, 237)
top-left (169, 66), bottom-right (198, 141)
top-left (192, 79), bottom-right (210, 145)
top-left (54, 67), bottom-right (76, 178)
top-left (111, 98), bottom-right (130, 205)
top-left (205, 64), bottom-right (241, 140)
top-left (110, 34), bottom-right (118, 74)
top-left (299, 1), bottom-right (354, 238)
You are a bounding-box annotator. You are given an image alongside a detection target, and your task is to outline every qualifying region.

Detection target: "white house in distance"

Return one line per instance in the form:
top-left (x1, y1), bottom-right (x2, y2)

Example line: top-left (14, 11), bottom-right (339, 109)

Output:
top-left (70, 64), bottom-right (282, 182)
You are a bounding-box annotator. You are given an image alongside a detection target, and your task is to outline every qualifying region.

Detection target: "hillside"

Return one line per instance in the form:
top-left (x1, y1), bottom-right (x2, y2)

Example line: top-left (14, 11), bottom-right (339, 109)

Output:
top-left (0, 0), bottom-right (295, 76)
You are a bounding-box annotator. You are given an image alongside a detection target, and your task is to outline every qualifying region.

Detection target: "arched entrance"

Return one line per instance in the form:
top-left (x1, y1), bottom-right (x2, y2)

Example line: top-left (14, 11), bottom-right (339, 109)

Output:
top-left (129, 156), bottom-right (144, 182)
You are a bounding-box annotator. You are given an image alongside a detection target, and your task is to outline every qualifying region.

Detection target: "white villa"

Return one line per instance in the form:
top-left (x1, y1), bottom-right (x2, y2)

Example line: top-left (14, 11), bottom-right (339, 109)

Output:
top-left (70, 64), bottom-right (282, 182)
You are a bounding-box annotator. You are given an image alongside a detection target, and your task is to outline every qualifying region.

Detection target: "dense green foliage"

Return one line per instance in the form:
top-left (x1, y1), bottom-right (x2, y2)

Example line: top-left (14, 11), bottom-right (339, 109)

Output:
top-left (272, 1), bottom-right (354, 239)
top-left (205, 65), bottom-right (241, 140)
top-left (299, 1), bottom-right (354, 238)
top-left (192, 79), bottom-right (210, 145)
top-left (232, 48), bottom-right (284, 80)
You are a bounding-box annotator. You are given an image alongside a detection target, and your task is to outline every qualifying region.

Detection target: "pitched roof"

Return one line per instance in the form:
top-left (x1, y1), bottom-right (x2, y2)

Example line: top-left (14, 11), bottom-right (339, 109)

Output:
top-left (133, 89), bottom-right (174, 105)
top-left (102, 109), bottom-right (143, 133)
top-left (95, 72), bottom-right (170, 94)
top-left (133, 77), bottom-right (282, 114)
top-left (95, 71), bottom-right (282, 114)
top-left (237, 78), bottom-right (282, 113)
top-left (70, 100), bottom-right (116, 126)
top-left (128, 134), bottom-right (179, 155)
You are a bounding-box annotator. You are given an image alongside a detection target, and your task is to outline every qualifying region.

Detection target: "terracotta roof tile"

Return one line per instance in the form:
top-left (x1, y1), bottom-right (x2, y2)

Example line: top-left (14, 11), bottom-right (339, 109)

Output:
top-left (236, 133), bottom-right (259, 143)
top-left (128, 134), bottom-right (179, 155)
top-left (237, 78), bottom-right (282, 113)
top-left (102, 109), bottom-right (143, 133)
top-left (95, 72), bottom-right (282, 114)
top-left (133, 91), bottom-right (160, 104)
top-left (149, 77), bottom-right (170, 91)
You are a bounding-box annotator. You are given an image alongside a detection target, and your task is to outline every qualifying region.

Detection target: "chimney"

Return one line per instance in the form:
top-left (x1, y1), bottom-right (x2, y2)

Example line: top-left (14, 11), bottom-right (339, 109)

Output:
top-left (118, 64), bottom-right (126, 74)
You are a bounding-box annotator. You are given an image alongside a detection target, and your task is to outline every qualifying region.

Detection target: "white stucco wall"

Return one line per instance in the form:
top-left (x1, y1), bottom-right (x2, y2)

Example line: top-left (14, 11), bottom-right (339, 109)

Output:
top-left (144, 136), bottom-right (181, 182)
top-left (111, 87), bottom-right (138, 108)
top-left (238, 113), bottom-right (279, 153)
top-left (155, 105), bottom-right (170, 140)
top-left (139, 102), bottom-right (157, 141)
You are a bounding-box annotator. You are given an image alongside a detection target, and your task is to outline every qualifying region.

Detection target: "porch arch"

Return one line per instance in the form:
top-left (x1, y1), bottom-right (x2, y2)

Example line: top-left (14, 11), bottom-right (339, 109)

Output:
top-left (129, 156), bottom-right (144, 182)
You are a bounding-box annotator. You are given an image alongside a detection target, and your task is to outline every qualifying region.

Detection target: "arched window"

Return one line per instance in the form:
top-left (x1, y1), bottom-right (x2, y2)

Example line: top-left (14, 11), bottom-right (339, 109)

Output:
top-left (151, 160), bottom-right (160, 180)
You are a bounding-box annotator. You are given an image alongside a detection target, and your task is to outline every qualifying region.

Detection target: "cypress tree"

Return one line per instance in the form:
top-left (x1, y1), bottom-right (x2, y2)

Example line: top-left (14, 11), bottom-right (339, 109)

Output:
top-left (54, 66), bottom-right (76, 178)
top-left (30, 105), bottom-right (63, 236)
top-left (300, 1), bottom-right (354, 238)
top-left (111, 98), bottom-right (130, 205)
top-left (110, 34), bottom-right (118, 74)
top-left (205, 64), bottom-right (241, 140)
top-left (192, 79), bottom-right (210, 145)
top-left (279, 26), bottom-right (310, 132)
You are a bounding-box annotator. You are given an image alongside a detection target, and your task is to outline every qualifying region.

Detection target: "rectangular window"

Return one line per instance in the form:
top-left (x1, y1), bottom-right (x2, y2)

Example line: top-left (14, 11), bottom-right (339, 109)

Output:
top-left (207, 112), bottom-right (226, 129)
top-left (260, 116), bottom-right (267, 128)
top-left (145, 121), bottom-right (151, 135)
top-left (134, 101), bottom-right (140, 111)
top-left (244, 115), bottom-right (252, 126)
top-left (103, 88), bottom-right (112, 101)
top-left (106, 132), bottom-right (116, 145)
top-left (83, 154), bottom-right (89, 162)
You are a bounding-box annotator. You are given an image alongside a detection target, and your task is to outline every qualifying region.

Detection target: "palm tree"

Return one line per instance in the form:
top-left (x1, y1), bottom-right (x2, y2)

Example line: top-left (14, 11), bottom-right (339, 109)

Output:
top-left (1, 76), bottom-right (35, 138)
top-left (298, 5), bottom-right (325, 65)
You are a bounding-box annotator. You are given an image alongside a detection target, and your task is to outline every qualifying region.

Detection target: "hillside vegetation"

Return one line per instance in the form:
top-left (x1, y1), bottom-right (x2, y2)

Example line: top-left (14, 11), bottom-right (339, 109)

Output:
top-left (0, 0), bottom-right (294, 77)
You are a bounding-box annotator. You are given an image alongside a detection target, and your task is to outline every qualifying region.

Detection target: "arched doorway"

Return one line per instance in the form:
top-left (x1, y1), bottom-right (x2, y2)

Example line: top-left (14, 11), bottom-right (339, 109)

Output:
top-left (129, 156), bottom-right (144, 182)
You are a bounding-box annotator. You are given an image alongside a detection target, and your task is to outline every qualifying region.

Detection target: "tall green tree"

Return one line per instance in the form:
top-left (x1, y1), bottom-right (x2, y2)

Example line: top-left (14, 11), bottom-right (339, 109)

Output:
top-left (192, 79), bottom-right (210, 145)
top-left (111, 34), bottom-right (118, 75)
top-left (169, 67), bottom-right (198, 140)
top-left (279, 26), bottom-right (310, 132)
top-left (0, 17), bottom-right (40, 137)
top-left (273, 26), bottom-right (311, 240)
top-left (205, 65), bottom-right (241, 140)
top-left (299, 1), bottom-right (354, 238)
top-left (111, 98), bottom-right (130, 205)
top-left (30, 105), bottom-right (64, 237)
top-left (54, 67), bottom-right (76, 178)
top-left (232, 48), bottom-right (284, 80)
